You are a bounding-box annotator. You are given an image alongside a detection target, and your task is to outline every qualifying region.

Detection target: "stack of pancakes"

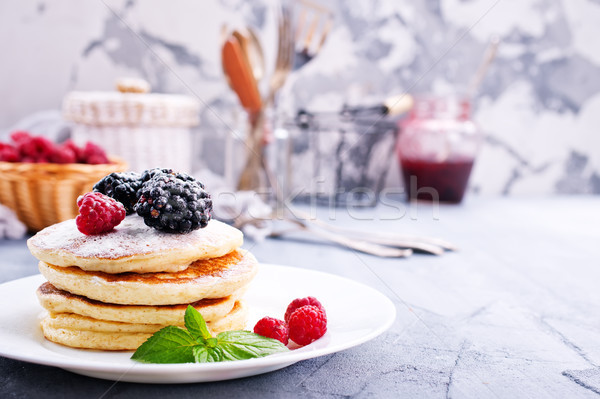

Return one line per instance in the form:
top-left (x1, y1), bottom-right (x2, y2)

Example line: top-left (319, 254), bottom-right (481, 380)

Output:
top-left (27, 216), bottom-right (258, 350)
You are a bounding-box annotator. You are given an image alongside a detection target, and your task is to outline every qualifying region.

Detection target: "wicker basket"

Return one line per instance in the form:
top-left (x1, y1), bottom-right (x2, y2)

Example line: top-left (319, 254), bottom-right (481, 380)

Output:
top-left (0, 159), bottom-right (127, 232)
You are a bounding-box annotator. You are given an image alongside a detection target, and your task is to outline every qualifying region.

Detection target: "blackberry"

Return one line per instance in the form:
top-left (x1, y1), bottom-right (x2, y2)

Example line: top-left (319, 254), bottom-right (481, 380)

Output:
top-left (135, 173), bottom-right (212, 233)
top-left (93, 172), bottom-right (143, 214)
top-left (140, 168), bottom-right (198, 185)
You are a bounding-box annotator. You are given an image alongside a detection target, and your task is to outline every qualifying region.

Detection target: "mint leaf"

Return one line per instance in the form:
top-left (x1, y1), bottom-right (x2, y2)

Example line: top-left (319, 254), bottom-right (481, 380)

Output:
top-left (131, 326), bottom-right (198, 363)
top-left (193, 345), bottom-right (224, 363)
top-left (131, 310), bottom-right (289, 364)
top-left (216, 330), bottom-right (289, 361)
top-left (183, 305), bottom-right (211, 341)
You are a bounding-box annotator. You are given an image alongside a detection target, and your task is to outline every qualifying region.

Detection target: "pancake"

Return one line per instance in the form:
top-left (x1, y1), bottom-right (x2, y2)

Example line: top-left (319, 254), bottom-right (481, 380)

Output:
top-left (40, 301), bottom-right (248, 350)
top-left (36, 282), bottom-right (246, 325)
top-left (28, 216), bottom-right (243, 274)
top-left (38, 249), bottom-right (259, 305)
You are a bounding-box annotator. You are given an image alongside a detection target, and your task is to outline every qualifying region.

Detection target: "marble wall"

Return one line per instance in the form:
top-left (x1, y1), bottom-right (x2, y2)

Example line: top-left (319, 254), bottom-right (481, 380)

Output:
top-left (1, 0), bottom-right (599, 195)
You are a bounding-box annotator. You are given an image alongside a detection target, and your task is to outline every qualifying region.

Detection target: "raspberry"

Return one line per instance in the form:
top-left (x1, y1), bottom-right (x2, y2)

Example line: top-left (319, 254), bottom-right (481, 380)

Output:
top-left (76, 192), bottom-right (126, 235)
top-left (284, 296), bottom-right (326, 324)
top-left (288, 305), bottom-right (327, 346)
top-left (50, 144), bottom-right (77, 164)
top-left (0, 143), bottom-right (20, 162)
top-left (63, 140), bottom-right (85, 163)
top-left (253, 317), bottom-right (289, 345)
top-left (17, 136), bottom-right (55, 162)
top-left (81, 141), bottom-right (109, 164)
top-left (10, 131), bottom-right (32, 144)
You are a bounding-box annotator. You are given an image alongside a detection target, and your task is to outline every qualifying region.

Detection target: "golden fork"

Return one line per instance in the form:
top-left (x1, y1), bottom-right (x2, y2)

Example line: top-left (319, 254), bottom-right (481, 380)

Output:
top-left (293, 0), bottom-right (334, 70)
top-left (265, 3), bottom-right (294, 106)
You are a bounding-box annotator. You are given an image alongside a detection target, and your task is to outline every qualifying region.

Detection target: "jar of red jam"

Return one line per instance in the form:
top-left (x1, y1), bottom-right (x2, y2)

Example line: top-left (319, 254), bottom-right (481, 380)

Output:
top-left (397, 95), bottom-right (481, 203)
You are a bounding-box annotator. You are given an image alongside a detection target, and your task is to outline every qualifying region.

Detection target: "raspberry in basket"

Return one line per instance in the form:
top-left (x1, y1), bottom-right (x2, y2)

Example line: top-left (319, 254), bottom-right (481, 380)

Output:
top-left (76, 192), bottom-right (126, 235)
top-left (50, 144), bottom-right (77, 164)
top-left (253, 317), bottom-right (289, 345)
top-left (288, 305), bottom-right (327, 346)
top-left (16, 135), bottom-right (55, 163)
top-left (0, 143), bottom-right (19, 162)
top-left (284, 296), bottom-right (326, 324)
top-left (82, 142), bottom-right (110, 164)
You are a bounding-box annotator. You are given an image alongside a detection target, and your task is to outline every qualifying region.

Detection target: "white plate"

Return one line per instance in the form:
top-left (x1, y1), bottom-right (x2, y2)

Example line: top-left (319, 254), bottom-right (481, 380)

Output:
top-left (0, 264), bottom-right (396, 383)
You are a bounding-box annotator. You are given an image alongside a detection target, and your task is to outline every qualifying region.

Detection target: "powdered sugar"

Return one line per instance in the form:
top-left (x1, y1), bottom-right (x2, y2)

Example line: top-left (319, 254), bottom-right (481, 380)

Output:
top-left (29, 215), bottom-right (237, 261)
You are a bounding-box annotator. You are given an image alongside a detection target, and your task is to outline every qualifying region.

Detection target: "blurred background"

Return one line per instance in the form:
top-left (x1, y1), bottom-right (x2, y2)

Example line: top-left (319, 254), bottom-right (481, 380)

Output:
top-left (1, 0), bottom-right (599, 198)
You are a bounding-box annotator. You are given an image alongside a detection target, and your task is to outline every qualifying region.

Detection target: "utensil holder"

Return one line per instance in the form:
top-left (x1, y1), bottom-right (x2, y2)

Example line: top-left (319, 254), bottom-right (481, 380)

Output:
top-left (275, 112), bottom-right (399, 207)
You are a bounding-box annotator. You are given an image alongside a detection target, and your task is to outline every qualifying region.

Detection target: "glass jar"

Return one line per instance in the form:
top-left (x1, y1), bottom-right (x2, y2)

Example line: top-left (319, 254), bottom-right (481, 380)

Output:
top-left (397, 95), bottom-right (481, 203)
top-left (275, 111), bottom-right (399, 207)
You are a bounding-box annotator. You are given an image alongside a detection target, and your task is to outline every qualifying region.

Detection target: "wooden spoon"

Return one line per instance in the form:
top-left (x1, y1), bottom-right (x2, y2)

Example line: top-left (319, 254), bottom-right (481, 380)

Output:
top-left (221, 34), bottom-right (262, 112)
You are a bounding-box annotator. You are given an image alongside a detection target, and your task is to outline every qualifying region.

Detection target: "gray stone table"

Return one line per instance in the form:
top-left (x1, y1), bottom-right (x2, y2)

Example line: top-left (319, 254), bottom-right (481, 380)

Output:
top-left (1, 197), bottom-right (600, 398)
